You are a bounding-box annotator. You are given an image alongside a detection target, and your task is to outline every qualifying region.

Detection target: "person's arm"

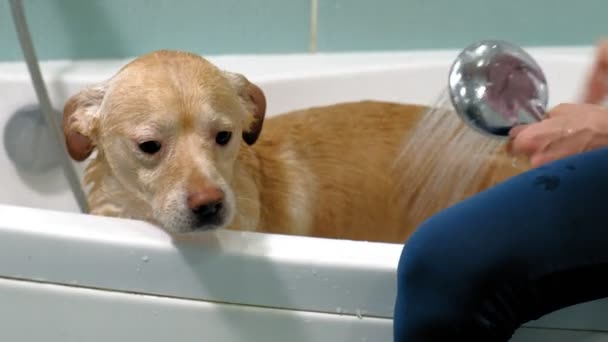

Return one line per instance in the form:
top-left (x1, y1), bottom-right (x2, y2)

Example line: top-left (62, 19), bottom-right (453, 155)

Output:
top-left (582, 40), bottom-right (608, 104)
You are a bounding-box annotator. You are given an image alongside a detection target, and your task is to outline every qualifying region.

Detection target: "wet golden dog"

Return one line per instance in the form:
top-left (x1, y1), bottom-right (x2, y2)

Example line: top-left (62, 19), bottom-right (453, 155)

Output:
top-left (63, 50), bottom-right (528, 243)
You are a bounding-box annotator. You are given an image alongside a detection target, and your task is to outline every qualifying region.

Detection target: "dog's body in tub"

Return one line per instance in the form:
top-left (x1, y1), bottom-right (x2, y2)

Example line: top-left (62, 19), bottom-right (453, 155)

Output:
top-left (62, 50), bottom-right (529, 243)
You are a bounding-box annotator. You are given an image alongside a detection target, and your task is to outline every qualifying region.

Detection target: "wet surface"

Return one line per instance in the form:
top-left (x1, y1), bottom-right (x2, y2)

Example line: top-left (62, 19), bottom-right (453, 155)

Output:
top-left (534, 175), bottom-right (560, 191)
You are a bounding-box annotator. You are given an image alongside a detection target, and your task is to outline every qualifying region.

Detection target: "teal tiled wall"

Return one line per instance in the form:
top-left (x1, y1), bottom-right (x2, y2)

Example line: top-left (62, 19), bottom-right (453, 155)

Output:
top-left (0, 0), bottom-right (311, 61)
top-left (317, 0), bottom-right (608, 51)
top-left (1, 0), bottom-right (607, 62)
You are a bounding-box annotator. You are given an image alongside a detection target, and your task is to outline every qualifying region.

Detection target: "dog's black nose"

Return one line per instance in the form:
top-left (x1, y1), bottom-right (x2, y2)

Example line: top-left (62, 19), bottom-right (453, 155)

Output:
top-left (191, 201), bottom-right (223, 226)
top-left (188, 188), bottom-right (225, 229)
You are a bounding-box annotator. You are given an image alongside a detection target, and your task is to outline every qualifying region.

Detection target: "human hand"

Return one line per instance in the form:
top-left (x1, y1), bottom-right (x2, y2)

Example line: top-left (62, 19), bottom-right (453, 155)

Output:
top-left (508, 103), bottom-right (608, 167)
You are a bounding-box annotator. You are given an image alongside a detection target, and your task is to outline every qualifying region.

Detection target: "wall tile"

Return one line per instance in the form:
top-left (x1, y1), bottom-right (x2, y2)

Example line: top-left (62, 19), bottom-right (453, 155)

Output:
top-left (317, 0), bottom-right (608, 51)
top-left (0, 0), bottom-right (311, 61)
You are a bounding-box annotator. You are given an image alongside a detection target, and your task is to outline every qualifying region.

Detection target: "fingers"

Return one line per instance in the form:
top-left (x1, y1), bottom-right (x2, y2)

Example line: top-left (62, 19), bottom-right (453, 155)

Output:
top-left (509, 125), bottom-right (542, 157)
top-left (528, 130), bottom-right (592, 167)
top-left (528, 141), bottom-right (567, 168)
top-left (507, 104), bottom-right (568, 156)
top-left (506, 124), bottom-right (528, 155)
top-left (507, 118), bottom-right (562, 160)
top-left (508, 124), bottom-right (528, 138)
top-left (506, 98), bottom-right (608, 166)
top-left (510, 125), bottom-right (564, 168)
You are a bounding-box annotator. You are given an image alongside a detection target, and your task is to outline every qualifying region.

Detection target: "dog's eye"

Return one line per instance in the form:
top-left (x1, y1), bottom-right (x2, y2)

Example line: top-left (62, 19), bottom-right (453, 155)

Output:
top-left (215, 131), bottom-right (232, 146)
top-left (138, 141), bottom-right (162, 155)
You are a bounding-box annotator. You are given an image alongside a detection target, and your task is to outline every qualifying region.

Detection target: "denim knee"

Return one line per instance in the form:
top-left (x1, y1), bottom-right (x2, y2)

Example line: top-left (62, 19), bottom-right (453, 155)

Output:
top-left (393, 221), bottom-right (465, 340)
top-left (396, 220), bottom-right (457, 291)
top-left (394, 218), bottom-right (525, 341)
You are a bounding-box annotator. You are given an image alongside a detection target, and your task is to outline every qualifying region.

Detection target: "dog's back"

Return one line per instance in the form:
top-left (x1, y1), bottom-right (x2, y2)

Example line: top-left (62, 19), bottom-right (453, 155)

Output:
top-left (245, 100), bottom-right (528, 243)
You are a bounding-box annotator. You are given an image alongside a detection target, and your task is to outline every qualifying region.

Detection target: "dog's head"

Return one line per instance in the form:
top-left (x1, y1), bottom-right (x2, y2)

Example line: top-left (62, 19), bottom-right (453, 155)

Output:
top-left (63, 50), bottom-right (266, 233)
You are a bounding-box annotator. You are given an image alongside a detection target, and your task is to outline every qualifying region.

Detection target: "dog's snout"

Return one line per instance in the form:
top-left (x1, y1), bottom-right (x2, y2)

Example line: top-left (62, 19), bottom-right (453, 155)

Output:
top-left (187, 187), bottom-right (224, 209)
top-left (187, 188), bottom-right (225, 228)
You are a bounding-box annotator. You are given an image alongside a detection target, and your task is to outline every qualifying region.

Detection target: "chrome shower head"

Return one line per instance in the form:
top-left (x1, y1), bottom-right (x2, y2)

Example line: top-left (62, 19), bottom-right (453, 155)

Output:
top-left (448, 40), bottom-right (549, 138)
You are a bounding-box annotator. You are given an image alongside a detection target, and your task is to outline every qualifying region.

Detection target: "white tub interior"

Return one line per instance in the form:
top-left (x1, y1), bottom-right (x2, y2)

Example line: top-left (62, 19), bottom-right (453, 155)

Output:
top-left (0, 47), bottom-right (607, 341)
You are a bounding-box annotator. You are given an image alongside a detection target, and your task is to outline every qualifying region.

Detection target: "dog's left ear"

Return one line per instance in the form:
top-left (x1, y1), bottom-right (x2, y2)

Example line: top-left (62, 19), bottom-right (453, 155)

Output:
top-left (223, 71), bottom-right (266, 145)
top-left (63, 82), bottom-right (107, 161)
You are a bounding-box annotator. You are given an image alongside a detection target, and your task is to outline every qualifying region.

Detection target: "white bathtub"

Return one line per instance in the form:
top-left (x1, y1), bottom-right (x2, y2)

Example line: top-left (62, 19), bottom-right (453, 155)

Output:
top-left (1, 47), bottom-right (607, 341)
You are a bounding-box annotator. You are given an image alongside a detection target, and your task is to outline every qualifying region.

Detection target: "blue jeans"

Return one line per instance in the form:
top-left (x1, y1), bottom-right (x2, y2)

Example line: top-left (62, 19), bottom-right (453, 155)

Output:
top-left (394, 147), bottom-right (608, 341)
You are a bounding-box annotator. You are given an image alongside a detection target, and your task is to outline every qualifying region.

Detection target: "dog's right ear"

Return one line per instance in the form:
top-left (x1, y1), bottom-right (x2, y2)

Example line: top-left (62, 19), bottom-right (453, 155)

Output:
top-left (222, 71), bottom-right (267, 145)
top-left (63, 82), bottom-right (107, 161)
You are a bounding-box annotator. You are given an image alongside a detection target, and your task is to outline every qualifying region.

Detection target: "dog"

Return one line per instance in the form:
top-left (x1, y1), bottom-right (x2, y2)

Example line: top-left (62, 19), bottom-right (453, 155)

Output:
top-left (62, 50), bottom-right (529, 243)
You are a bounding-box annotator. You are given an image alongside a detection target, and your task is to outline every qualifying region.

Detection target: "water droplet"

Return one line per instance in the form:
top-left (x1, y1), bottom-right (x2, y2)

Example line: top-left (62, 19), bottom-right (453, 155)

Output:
top-left (311, 269), bottom-right (317, 276)
top-left (356, 309), bottom-right (364, 319)
top-left (336, 307), bottom-right (343, 314)
top-left (534, 175), bottom-right (560, 191)
top-left (141, 255), bottom-right (149, 262)
top-left (511, 157), bottom-right (518, 167)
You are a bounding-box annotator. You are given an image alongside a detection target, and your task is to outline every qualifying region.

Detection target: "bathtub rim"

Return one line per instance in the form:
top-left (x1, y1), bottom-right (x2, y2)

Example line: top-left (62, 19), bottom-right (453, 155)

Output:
top-left (0, 203), bottom-right (402, 320)
top-left (1, 202), bottom-right (608, 332)
top-left (0, 45), bottom-right (596, 85)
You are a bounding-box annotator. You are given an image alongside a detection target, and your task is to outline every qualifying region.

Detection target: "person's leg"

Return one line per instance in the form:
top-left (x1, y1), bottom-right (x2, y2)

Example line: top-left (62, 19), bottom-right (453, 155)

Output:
top-left (394, 146), bottom-right (608, 341)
